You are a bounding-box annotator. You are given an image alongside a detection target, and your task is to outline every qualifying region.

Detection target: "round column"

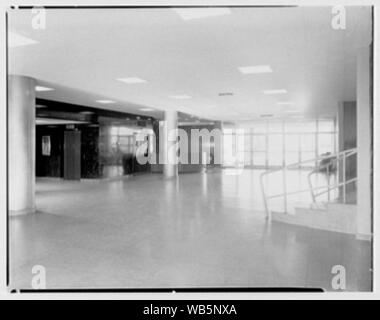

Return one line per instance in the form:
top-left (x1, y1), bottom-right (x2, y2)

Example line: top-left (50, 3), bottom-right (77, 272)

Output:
top-left (8, 75), bottom-right (36, 214)
top-left (162, 110), bottom-right (178, 178)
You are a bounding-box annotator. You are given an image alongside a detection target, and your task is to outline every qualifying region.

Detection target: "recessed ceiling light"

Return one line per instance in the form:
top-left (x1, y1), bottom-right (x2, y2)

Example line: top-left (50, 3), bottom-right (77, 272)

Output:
top-left (117, 77), bottom-right (147, 84)
top-left (140, 108), bottom-right (154, 112)
top-left (9, 32), bottom-right (38, 48)
top-left (95, 100), bottom-right (115, 104)
top-left (238, 65), bottom-right (273, 74)
top-left (173, 8), bottom-right (231, 21)
top-left (277, 102), bottom-right (294, 106)
top-left (80, 111), bottom-right (95, 115)
top-left (263, 89), bottom-right (287, 95)
top-left (136, 116), bottom-right (141, 120)
top-left (35, 86), bottom-right (54, 92)
top-left (169, 95), bottom-right (191, 100)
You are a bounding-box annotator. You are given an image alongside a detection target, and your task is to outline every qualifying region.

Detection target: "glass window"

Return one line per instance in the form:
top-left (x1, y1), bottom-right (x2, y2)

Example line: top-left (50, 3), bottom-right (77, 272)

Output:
top-left (222, 118), bottom-right (336, 169)
top-left (252, 135), bottom-right (266, 151)
top-left (252, 122), bottom-right (267, 133)
top-left (318, 120), bottom-right (335, 132)
top-left (300, 134), bottom-right (315, 151)
top-left (318, 133), bottom-right (334, 155)
top-left (284, 120), bottom-right (316, 133)
top-left (244, 152), bottom-right (252, 166)
top-left (236, 133), bottom-right (245, 153)
top-left (267, 134), bottom-right (283, 152)
top-left (223, 128), bottom-right (234, 135)
top-left (285, 152), bottom-right (299, 165)
top-left (253, 152), bottom-right (266, 166)
top-left (244, 134), bottom-right (251, 149)
top-left (284, 121), bottom-right (302, 133)
top-left (301, 151), bottom-right (316, 163)
top-left (110, 126), bottom-right (119, 136)
top-left (268, 151), bottom-right (283, 166)
top-left (267, 121), bottom-right (283, 133)
top-left (298, 120), bottom-right (317, 133)
top-left (285, 134), bottom-right (299, 152)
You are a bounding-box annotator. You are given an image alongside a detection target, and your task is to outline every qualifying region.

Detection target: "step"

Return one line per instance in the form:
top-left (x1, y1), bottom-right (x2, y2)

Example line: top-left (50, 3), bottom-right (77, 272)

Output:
top-left (271, 203), bottom-right (357, 234)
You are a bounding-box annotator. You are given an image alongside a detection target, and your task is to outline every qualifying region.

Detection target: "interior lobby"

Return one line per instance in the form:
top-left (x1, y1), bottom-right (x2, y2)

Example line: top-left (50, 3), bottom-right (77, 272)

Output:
top-left (7, 6), bottom-right (373, 291)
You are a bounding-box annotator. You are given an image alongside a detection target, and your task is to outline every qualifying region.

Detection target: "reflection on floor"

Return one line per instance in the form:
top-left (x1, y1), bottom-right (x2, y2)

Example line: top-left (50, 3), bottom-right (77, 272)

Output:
top-left (9, 169), bottom-right (371, 291)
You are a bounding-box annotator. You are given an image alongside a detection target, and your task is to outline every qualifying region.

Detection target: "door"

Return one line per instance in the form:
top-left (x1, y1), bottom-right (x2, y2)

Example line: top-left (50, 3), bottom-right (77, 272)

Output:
top-left (64, 130), bottom-right (81, 180)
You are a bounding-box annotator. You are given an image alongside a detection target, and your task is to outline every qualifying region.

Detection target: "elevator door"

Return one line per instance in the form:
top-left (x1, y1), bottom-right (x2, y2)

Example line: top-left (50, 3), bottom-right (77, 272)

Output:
top-left (64, 130), bottom-right (81, 180)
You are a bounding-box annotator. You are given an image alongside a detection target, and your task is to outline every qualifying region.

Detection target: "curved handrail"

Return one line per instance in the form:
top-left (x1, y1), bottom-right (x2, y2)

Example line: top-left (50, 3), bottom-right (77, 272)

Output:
top-left (308, 148), bottom-right (357, 203)
top-left (260, 148), bottom-right (357, 218)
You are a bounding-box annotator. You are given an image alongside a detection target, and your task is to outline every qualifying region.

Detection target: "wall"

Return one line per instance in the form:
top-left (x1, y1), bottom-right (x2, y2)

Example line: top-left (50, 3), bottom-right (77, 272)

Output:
top-left (36, 125), bottom-right (100, 179)
top-left (98, 118), bottom-right (151, 178)
top-left (36, 126), bottom-right (64, 177)
top-left (338, 101), bottom-right (357, 151)
top-left (338, 101), bottom-right (357, 196)
top-left (81, 126), bottom-right (100, 178)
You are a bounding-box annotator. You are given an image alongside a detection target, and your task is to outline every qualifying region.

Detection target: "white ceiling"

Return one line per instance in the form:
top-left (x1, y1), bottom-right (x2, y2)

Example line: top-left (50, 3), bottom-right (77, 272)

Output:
top-left (8, 6), bottom-right (372, 121)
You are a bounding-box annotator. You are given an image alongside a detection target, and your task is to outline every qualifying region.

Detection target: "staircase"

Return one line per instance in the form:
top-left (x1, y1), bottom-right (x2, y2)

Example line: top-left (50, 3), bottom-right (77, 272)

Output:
top-left (271, 202), bottom-right (357, 234)
top-left (260, 148), bottom-right (358, 234)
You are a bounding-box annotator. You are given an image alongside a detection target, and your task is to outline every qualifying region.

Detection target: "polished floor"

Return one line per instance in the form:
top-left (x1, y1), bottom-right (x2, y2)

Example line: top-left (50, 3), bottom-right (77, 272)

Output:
top-left (9, 169), bottom-right (371, 291)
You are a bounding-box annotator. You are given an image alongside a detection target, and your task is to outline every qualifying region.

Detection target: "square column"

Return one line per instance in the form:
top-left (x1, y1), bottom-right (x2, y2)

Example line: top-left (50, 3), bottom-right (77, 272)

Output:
top-left (356, 46), bottom-right (372, 240)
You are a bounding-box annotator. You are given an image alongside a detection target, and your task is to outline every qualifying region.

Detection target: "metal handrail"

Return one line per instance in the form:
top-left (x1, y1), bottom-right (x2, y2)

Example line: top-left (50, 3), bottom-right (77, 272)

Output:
top-left (307, 148), bottom-right (357, 203)
top-left (260, 148), bottom-right (357, 219)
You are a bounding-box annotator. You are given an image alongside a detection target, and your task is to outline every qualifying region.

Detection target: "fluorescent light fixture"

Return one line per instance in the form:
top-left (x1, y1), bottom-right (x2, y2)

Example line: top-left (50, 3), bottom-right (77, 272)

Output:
top-left (117, 77), bottom-right (147, 84)
top-left (263, 89), bottom-right (287, 95)
top-left (173, 8), bottom-right (231, 20)
top-left (140, 108), bottom-right (154, 112)
top-left (277, 102), bottom-right (294, 106)
top-left (79, 111), bottom-right (95, 115)
top-left (36, 105), bottom-right (47, 108)
top-left (169, 95), bottom-right (191, 100)
top-left (35, 86), bottom-right (54, 92)
top-left (238, 65), bottom-right (272, 74)
top-left (9, 32), bottom-right (38, 48)
top-left (95, 100), bottom-right (115, 104)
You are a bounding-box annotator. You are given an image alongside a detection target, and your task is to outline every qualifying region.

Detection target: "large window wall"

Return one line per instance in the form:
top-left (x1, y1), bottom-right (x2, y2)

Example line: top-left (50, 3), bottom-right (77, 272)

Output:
top-left (223, 118), bottom-right (337, 169)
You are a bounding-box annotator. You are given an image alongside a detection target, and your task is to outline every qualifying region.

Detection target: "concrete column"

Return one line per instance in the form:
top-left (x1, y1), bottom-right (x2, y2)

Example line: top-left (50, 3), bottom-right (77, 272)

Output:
top-left (337, 101), bottom-right (357, 197)
top-left (8, 75), bottom-right (36, 215)
top-left (356, 46), bottom-right (372, 240)
top-left (161, 110), bottom-right (178, 178)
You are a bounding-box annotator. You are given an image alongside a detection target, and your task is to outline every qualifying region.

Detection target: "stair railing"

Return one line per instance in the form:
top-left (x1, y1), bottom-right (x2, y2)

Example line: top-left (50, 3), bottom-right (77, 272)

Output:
top-left (260, 148), bottom-right (357, 219)
top-left (307, 148), bottom-right (357, 204)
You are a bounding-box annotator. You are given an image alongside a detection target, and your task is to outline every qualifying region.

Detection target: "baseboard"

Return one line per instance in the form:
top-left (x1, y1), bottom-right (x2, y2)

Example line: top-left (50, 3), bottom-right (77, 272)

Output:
top-left (9, 207), bottom-right (36, 216)
top-left (355, 233), bottom-right (372, 241)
